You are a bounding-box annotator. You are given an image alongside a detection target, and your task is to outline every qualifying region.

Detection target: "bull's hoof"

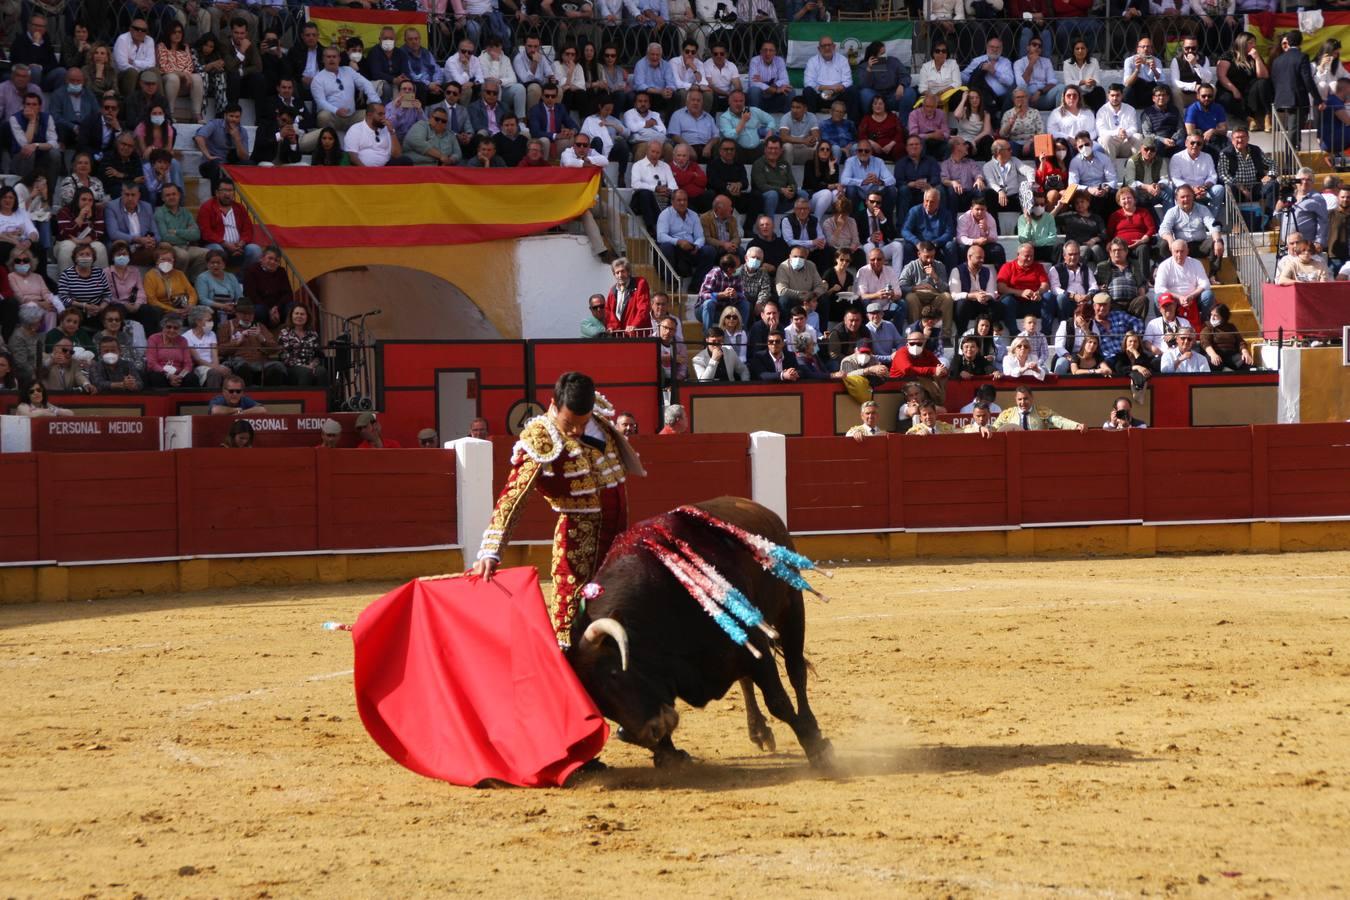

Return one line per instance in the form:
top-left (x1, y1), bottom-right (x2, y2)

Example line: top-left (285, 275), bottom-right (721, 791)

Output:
top-left (748, 722), bottom-right (777, 753)
top-left (652, 746), bottom-right (692, 768)
top-left (807, 738), bottom-right (836, 771)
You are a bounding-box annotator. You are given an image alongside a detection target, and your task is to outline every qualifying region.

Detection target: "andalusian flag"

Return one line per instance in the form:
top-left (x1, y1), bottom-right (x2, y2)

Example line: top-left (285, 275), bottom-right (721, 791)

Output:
top-left (1246, 10), bottom-right (1350, 64)
top-left (306, 6), bottom-right (428, 52)
top-left (785, 21), bottom-right (914, 86)
top-left (223, 167), bottom-right (601, 248)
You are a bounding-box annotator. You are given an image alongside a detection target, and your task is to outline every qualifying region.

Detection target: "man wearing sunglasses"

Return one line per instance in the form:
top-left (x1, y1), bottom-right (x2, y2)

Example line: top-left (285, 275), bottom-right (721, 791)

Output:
top-left (581, 293), bottom-right (608, 337)
top-left (112, 17), bottom-right (159, 97)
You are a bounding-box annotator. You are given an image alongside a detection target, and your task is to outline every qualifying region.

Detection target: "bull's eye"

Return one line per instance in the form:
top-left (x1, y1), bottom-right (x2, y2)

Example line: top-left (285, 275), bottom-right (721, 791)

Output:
top-left (608, 667), bottom-right (622, 678)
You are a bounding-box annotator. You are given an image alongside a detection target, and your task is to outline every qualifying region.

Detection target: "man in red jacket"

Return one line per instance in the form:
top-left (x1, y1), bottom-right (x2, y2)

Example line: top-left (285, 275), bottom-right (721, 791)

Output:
top-left (196, 180), bottom-right (263, 269)
top-left (888, 329), bottom-right (949, 405)
top-left (602, 256), bottom-right (652, 334)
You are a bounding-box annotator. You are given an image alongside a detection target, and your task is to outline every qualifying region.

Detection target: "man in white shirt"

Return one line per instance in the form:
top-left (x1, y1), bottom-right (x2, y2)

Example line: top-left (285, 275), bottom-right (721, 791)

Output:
top-left (1159, 184), bottom-right (1223, 278)
top-left (1123, 36), bottom-right (1168, 109)
top-left (477, 38), bottom-right (525, 119)
top-left (343, 103), bottom-right (409, 167)
top-left (856, 249), bottom-right (903, 321)
top-left (1095, 84), bottom-right (1142, 158)
top-left (704, 44), bottom-right (743, 107)
top-left (1152, 240), bottom-right (1215, 317)
top-left (950, 244), bottom-right (1001, 333)
top-left (580, 96), bottom-right (630, 167)
top-left (622, 91), bottom-right (669, 157)
top-left (1160, 327), bottom-right (1211, 373)
top-left (1168, 133), bottom-right (1224, 220)
top-left (671, 40), bottom-right (711, 108)
top-left (443, 39), bottom-right (484, 97)
top-left (1046, 240), bottom-right (1097, 327)
top-left (559, 133), bottom-right (609, 168)
top-left (312, 47), bottom-right (381, 132)
top-left (112, 17), bottom-right (159, 96)
top-left (982, 139), bottom-right (1034, 215)
top-left (803, 35), bottom-right (859, 119)
top-left (629, 138), bottom-right (677, 234)
top-left (511, 36), bottom-right (551, 112)
top-left (1143, 291), bottom-right (1186, 356)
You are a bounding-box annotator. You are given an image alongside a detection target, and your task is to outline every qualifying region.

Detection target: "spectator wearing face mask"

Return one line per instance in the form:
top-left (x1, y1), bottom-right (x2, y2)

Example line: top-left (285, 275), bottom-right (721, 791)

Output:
top-left (888, 330), bottom-right (948, 405)
top-left (143, 242), bottom-right (197, 318)
top-left (185, 304), bottom-right (231, 389)
top-left (89, 334), bottom-right (142, 392)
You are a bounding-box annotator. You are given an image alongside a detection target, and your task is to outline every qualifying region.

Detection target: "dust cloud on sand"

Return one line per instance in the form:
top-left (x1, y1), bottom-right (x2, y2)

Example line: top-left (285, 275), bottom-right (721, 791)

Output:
top-left (2, 553), bottom-right (1348, 897)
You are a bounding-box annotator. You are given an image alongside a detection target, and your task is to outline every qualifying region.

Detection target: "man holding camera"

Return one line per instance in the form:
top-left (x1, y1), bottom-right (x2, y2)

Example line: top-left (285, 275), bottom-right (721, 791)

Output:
top-left (1103, 396), bottom-right (1147, 429)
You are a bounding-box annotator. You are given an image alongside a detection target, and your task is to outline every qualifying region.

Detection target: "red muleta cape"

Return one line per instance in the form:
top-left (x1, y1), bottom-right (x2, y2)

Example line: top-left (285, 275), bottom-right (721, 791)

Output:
top-left (352, 567), bottom-right (609, 787)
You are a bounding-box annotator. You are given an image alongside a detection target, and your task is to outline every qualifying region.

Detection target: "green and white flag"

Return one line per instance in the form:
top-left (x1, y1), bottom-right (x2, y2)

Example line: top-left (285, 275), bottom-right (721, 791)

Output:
top-left (785, 20), bottom-right (914, 77)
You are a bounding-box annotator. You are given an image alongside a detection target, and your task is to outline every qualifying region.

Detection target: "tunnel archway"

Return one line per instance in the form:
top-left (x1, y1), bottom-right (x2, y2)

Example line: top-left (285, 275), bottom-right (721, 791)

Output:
top-left (308, 265), bottom-right (504, 342)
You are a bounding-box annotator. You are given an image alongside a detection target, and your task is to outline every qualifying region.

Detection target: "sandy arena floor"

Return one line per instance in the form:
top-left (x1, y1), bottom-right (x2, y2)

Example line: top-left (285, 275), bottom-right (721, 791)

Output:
top-left (2, 552), bottom-right (1349, 898)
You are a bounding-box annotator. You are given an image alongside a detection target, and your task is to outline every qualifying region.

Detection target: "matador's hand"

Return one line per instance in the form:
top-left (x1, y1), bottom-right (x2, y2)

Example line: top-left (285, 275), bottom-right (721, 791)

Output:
top-left (469, 556), bottom-right (498, 580)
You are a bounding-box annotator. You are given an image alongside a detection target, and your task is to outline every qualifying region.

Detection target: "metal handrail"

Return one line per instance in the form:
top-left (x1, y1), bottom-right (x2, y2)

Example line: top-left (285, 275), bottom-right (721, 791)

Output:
top-left (227, 176), bottom-right (376, 411)
top-left (1270, 106), bottom-right (1301, 181)
top-left (595, 175), bottom-right (682, 300)
top-left (1223, 194), bottom-right (1271, 328)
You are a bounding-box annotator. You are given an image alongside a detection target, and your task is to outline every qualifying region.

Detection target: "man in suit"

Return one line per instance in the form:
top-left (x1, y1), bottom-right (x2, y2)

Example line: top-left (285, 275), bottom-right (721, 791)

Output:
top-left (251, 108), bottom-right (304, 166)
top-left (527, 84), bottom-right (578, 161)
top-left (692, 326), bottom-right (751, 382)
top-left (49, 68), bottom-right (95, 148)
top-left (993, 385), bottom-right (1087, 431)
top-left (857, 189), bottom-right (904, 270)
top-left (468, 78), bottom-right (509, 140)
top-left (259, 76), bottom-right (307, 135)
top-left (221, 18), bottom-right (267, 105)
top-left (77, 94), bottom-right (123, 160)
top-left (1271, 31), bottom-right (1321, 150)
top-left (285, 21), bottom-right (324, 101)
top-left (103, 181), bottom-right (160, 266)
top-left (749, 329), bottom-right (800, 381)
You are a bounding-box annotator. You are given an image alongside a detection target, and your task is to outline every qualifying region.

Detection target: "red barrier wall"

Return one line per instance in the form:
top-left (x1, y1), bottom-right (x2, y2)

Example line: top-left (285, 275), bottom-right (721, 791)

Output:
top-left (39, 451), bottom-right (179, 562)
top-left (1263, 422), bottom-right (1350, 518)
top-left (784, 424), bottom-right (1350, 532)
top-left (891, 431), bottom-right (1009, 530)
top-left (625, 434), bottom-right (751, 525)
top-left (0, 454), bottom-right (40, 562)
top-left (0, 448), bottom-right (459, 566)
top-left (176, 448), bottom-right (319, 557)
top-left (316, 449), bottom-right (457, 550)
top-left (785, 437), bottom-right (889, 532)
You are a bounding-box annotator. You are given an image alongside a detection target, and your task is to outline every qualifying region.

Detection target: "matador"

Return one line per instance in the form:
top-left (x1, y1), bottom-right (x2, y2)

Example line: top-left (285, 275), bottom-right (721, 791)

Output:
top-left (470, 372), bottom-right (645, 647)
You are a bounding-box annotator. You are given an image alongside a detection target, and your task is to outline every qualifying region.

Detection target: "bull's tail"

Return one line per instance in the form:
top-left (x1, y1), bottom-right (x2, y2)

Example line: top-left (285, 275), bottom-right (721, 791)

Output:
top-left (768, 640), bottom-right (817, 678)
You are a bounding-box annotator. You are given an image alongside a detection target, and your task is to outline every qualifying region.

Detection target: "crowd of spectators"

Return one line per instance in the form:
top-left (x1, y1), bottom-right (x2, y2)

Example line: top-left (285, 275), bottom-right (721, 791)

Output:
top-left (0, 0), bottom-right (1313, 420)
top-left (550, 11), bottom-right (1342, 400)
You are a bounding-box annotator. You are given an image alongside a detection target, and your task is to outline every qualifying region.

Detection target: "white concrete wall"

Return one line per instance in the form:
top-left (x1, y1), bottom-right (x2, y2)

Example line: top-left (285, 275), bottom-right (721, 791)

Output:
top-left (515, 234), bottom-right (614, 339)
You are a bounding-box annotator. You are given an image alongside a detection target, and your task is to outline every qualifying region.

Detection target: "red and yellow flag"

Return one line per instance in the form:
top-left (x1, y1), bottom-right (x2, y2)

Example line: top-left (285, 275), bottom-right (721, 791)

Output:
top-left (306, 6), bottom-right (427, 51)
top-left (1247, 12), bottom-right (1350, 63)
top-left (223, 167), bottom-right (601, 248)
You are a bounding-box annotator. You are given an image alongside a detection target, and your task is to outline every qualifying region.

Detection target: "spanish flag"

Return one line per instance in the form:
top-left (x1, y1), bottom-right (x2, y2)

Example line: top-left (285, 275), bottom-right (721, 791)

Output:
top-left (306, 6), bottom-right (427, 52)
top-left (1247, 11), bottom-right (1350, 63)
top-left (223, 167), bottom-right (602, 249)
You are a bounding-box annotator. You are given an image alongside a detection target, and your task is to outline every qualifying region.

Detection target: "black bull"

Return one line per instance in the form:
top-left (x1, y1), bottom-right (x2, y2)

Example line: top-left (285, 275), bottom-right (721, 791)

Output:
top-left (566, 496), bottom-right (834, 769)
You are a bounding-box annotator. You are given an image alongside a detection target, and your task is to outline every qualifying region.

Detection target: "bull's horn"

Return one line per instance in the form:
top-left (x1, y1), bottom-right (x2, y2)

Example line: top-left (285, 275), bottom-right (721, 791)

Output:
top-left (582, 618), bottom-right (630, 672)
